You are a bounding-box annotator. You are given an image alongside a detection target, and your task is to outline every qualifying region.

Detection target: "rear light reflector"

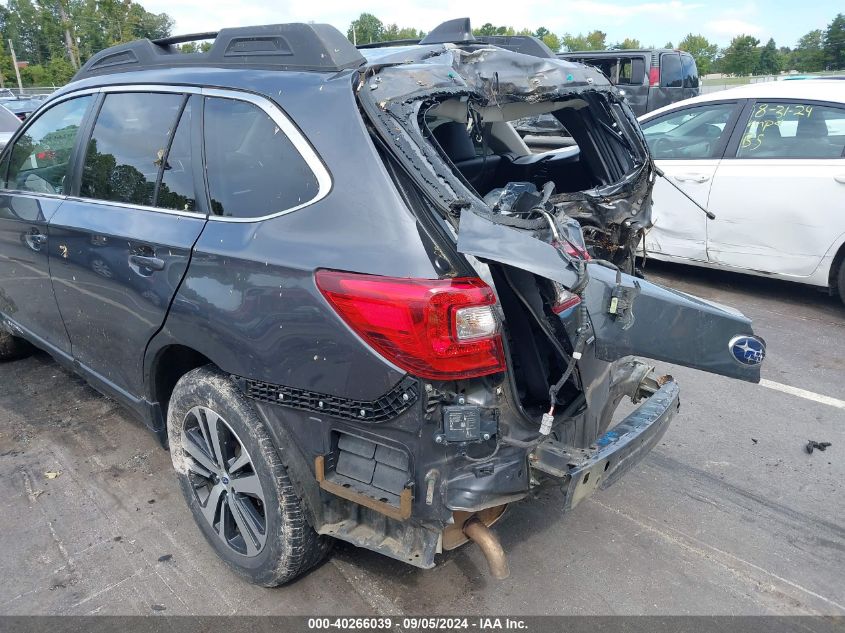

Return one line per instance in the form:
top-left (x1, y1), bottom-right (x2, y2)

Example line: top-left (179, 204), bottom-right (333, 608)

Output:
top-left (455, 305), bottom-right (497, 340)
top-left (648, 67), bottom-right (659, 86)
top-left (315, 271), bottom-right (506, 380)
top-left (552, 284), bottom-right (582, 314)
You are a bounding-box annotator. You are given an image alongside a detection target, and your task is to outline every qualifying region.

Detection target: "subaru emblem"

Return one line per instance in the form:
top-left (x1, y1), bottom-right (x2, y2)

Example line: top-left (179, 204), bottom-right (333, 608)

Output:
top-left (729, 335), bottom-right (766, 366)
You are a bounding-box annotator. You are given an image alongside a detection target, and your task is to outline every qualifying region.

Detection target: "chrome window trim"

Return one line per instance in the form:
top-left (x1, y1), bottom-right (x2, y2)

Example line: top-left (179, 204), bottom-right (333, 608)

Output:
top-left (7, 84), bottom-right (332, 222)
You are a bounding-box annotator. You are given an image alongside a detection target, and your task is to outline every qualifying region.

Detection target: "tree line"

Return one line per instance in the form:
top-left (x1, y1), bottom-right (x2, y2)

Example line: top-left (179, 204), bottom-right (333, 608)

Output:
top-left (0, 5), bottom-right (841, 89)
top-left (0, 0), bottom-right (173, 87)
top-left (348, 12), bottom-right (845, 76)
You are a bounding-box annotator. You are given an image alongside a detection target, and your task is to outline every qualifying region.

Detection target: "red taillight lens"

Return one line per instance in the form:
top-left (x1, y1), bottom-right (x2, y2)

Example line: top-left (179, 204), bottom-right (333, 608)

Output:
top-left (648, 67), bottom-right (659, 86)
top-left (315, 271), bottom-right (506, 380)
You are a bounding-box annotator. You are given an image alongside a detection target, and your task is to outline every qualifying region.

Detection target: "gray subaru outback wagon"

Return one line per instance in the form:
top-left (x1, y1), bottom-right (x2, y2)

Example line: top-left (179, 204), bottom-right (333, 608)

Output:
top-left (0, 18), bottom-right (764, 585)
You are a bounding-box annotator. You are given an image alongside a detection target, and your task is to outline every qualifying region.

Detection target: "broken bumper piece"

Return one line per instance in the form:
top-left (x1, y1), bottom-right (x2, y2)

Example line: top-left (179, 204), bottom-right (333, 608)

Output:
top-left (530, 379), bottom-right (680, 510)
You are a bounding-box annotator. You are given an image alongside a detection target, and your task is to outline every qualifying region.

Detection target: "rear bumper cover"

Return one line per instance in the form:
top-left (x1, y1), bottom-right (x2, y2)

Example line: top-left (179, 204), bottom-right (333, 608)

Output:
top-left (530, 379), bottom-right (679, 510)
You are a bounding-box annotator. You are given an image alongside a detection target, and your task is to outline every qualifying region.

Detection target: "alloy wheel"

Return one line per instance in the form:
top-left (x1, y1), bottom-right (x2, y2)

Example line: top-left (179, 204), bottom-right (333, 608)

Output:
top-left (181, 406), bottom-right (268, 557)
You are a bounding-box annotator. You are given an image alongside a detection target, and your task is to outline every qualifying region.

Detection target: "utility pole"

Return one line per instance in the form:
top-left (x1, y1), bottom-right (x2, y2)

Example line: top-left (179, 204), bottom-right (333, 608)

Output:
top-left (8, 40), bottom-right (23, 93)
top-left (0, 40), bottom-right (5, 88)
top-left (352, 25), bottom-right (357, 46)
top-left (57, 0), bottom-right (79, 69)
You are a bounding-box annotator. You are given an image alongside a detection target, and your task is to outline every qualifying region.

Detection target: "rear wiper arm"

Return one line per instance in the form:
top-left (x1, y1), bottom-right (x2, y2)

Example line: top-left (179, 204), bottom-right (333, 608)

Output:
top-left (651, 162), bottom-right (716, 220)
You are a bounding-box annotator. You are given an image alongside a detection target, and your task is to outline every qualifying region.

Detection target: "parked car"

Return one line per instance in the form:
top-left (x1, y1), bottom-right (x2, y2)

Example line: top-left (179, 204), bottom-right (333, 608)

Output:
top-left (0, 104), bottom-right (21, 150)
top-left (638, 80), bottom-right (845, 303)
top-left (0, 18), bottom-right (763, 586)
top-left (3, 98), bottom-right (40, 121)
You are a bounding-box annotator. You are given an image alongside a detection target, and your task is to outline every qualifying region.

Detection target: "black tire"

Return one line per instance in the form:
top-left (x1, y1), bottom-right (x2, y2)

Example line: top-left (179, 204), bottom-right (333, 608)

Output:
top-left (0, 330), bottom-right (33, 361)
top-left (167, 365), bottom-right (329, 586)
top-left (838, 261), bottom-right (845, 307)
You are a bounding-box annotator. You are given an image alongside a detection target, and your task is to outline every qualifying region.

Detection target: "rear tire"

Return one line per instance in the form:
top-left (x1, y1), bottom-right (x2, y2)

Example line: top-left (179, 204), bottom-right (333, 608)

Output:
top-left (0, 330), bottom-right (33, 361)
top-left (167, 365), bottom-right (329, 586)
top-left (838, 261), bottom-right (845, 307)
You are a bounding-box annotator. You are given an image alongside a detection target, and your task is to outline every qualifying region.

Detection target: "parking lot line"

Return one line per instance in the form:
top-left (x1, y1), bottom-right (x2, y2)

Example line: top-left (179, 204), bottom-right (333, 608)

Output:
top-left (760, 379), bottom-right (845, 410)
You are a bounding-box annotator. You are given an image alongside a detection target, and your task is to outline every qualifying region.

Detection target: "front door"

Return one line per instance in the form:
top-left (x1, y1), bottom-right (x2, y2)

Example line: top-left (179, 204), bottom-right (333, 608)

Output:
top-left (49, 90), bottom-right (206, 399)
top-left (0, 95), bottom-right (93, 353)
top-left (640, 100), bottom-right (743, 261)
top-left (707, 99), bottom-right (845, 277)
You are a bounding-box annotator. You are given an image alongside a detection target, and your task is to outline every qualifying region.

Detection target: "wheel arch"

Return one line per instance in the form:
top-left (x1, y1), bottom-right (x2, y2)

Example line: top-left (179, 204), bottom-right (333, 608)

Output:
top-left (829, 240), bottom-right (845, 297)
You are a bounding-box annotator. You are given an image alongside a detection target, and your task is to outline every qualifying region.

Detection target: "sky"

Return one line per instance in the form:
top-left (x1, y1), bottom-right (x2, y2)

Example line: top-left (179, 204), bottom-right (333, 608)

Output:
top-left (140, 0), bottom-right (842, 48)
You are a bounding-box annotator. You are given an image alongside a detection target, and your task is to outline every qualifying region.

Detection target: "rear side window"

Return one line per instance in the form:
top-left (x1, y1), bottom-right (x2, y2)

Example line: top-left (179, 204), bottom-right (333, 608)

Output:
top-left (203, 97), bottom-right (319, 218)
top-left (642, 103), bottom-right (736, 159)
top-left (156, 100), bottom-right (196, 212)
top-left (80, 92), bottom-right (184, 206)
top-left (737, 102), bottom-right (845, 159)
top-left (660, 53), bottom-right (682, 88)
top-left (3, 96), bottom-right (91, 194)
top-left (681, 55), bottom-right (698, 88)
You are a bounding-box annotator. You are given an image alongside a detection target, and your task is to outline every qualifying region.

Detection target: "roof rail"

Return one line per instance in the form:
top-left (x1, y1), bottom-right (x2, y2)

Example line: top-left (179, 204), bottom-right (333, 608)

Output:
top-left (74, 23), bottom-right (365, 81)
top-left (151, 32), bottom-right (219, 47)
top-left (474, 35), bottom-right (555, 58)
top-left (356, 38), bottom-right (422, 49)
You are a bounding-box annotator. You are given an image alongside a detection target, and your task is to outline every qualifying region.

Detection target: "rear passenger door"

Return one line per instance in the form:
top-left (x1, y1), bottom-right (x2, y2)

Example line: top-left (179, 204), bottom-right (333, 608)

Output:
top-left (706, 99), bottom-right (845, 278)
top-left (640, 100), bottom-right (744, 261)
top-left (49, 89), bottom-right (207, 401)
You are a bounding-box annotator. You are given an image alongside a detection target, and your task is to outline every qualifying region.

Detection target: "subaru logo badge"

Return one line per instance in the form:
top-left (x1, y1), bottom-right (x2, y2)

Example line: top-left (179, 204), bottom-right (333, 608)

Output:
top-left (221, 475), bottom-right (230, 485)
top-left (729, 335), bottom-right (766, 366)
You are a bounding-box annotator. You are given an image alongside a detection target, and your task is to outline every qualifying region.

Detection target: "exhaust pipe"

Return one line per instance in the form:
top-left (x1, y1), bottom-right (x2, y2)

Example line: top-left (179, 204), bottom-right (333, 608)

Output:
top-left (462, 516), bottom-right (510, 579)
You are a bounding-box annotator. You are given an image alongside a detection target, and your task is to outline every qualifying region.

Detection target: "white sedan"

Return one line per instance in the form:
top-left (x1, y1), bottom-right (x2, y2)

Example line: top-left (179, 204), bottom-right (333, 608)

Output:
top-left (638, 80), bottom-right (845, 303)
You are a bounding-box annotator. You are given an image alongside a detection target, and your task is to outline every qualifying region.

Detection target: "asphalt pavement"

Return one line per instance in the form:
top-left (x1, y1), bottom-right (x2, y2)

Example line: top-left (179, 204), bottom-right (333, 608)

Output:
top-left (0, 261), bottom-right (842, 616)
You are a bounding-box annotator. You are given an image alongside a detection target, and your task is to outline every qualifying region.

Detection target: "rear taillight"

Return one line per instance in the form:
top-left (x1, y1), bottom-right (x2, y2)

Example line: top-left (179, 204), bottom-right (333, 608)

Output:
top-left (315, 271), bottom-right (506, 380)
top-left (551, 284), bottom-right (582, 314)
top-left (648, 67), bottom-right (659, 86)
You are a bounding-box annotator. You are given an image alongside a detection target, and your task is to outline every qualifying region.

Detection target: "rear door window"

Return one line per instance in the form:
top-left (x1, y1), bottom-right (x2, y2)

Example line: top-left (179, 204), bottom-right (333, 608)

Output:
top-left (156, 99), bottom-right (196, 212)
top-left (3, 96), bottom-right (92, 194)
top-left (80, 92), bottom-right (185, 206)
top-left (736, 101), bottom-right (845, 159)
top-left (202, 96), bottom-right (319, 219)
top-left (681, 54), bottom-right (698, 88)
top-left (660, 53), bottom-right (683, 88)
top-left (642, 102), bottom-right (738, 159)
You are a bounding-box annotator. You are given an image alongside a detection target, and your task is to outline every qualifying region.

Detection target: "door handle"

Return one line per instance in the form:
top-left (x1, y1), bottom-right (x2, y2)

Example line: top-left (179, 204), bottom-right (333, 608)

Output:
top-left (674, 173), bottom-right (710, 183)
top-left (128, 254), bottom-right (165, 271)
top-left (834, 174), bottom-right (845, 184)
top-left (29, 233), bottom-right (47, 246)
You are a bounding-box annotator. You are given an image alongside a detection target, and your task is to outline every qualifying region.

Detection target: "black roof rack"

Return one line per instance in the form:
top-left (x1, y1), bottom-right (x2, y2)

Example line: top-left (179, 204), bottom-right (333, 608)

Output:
top-left (356, 38), bottom-right (422, 49)
top-left (355, 19), bottom-right (555, 59)
top-left (474, 35), bottom-right (555, 58)
top-left (74, 23), bottom-right (365, 81)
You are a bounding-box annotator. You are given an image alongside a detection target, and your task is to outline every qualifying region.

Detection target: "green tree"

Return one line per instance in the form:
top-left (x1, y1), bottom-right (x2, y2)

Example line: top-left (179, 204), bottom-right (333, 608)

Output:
top-left (756, 38), bottom-right (780, 74)
top-left (721, 34), bottom-right (760, 75)
top-left (535, 27), bottom-right (561, 52)
top-left (560, 30), bottom-right (607, 51)
top-left (664, 41), bottom-right (674, 49)
top-left (678, 33), bottom-right (718, 75)
top-left (614, 38), bottom-right (642, 49)
top-left (472, 24), bottom-right (516, 37)
top-left (824, 13), bottom-right (845, 70)
top-left (347, 12), bottom-right (384, 44)
top-left (793, 29), bottom-right (825, 71)
top-left (383, 24), bottom-right (424, 41)
top-left (46, 54), bottom-right (75, 84)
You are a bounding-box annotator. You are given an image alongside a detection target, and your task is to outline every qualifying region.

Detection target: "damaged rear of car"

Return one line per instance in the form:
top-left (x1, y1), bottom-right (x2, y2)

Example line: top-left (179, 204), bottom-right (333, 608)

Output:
top-left (344, 20), bottom-right (765, 577)
top-left (361, 29), bottom-right (653, 273)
